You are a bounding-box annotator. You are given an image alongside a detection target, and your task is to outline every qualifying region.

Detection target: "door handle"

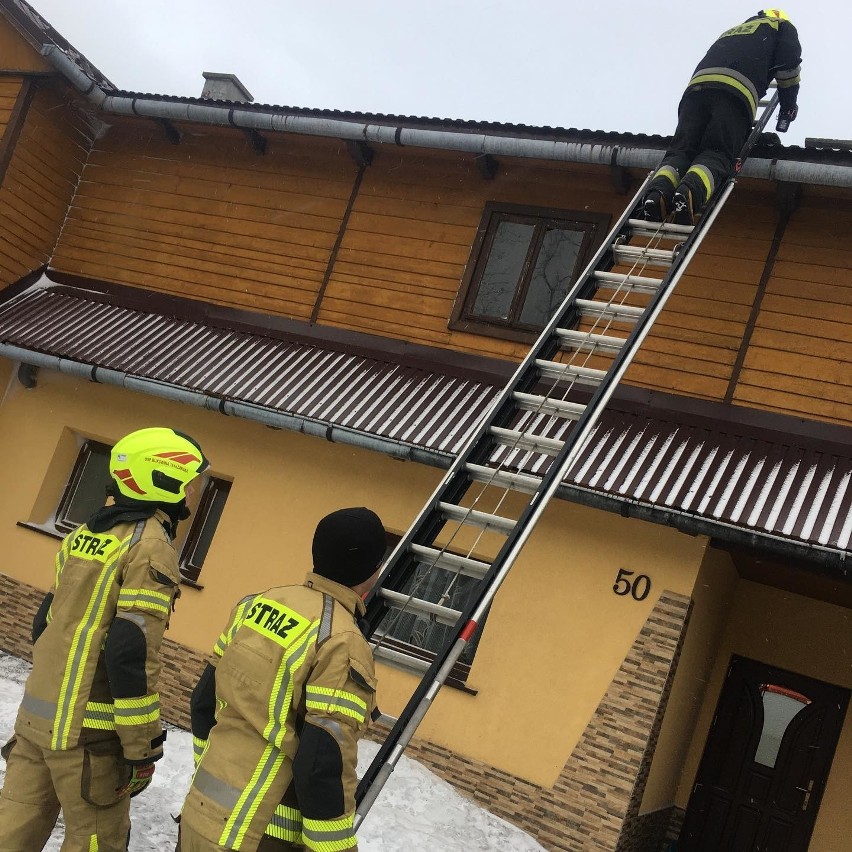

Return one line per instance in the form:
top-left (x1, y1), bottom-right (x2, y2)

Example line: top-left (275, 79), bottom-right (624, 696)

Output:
top-left (797, 779), bottom-right (814, 811)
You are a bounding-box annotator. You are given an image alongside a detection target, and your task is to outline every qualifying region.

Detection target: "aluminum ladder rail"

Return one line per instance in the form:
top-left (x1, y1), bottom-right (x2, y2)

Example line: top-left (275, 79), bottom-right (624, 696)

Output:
top-left (355, 92), bottom-right (780, 825)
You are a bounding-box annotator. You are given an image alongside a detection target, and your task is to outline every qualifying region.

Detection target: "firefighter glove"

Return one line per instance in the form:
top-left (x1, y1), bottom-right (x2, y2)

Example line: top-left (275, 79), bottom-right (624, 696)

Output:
top-left (116, 762), bottom-right (156, 798)
top-left (776, 105), bottom-right (798, 133)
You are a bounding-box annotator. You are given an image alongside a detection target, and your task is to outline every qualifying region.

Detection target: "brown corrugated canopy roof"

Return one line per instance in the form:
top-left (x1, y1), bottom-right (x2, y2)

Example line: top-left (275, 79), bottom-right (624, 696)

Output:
top-left (1, 282), bottom-right (850, 572)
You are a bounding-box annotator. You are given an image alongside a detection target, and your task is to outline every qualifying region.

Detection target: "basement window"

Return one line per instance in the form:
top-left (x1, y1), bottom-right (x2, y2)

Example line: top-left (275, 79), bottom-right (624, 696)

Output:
top-left (54, 440), bottom-right (111, 534)
top-left (450, 202), bottom-right (608, 341)
top-left (372, 534), bottom-right (486, 688)
top-left (178, 478), bottom-right (231, 585)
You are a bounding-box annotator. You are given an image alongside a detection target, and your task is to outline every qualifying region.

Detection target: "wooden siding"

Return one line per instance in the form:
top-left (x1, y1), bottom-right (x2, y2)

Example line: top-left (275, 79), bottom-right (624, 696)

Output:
top-left (51, 121), bottom-right (358, 319)
top-left (322, 152), bottom-right (630, 363)
top-left (0, 82), bottom-right (91, 287)
top-left (0, 15), bottom-right (53, 74)
top-left (0, 77), bottom-right (21, 133)
top-left (46, 117), bottom-right (851, 427)
top-left (732, 196), bottom-right (852, 426)
top-left (626, 191), bottom-right (779, 400)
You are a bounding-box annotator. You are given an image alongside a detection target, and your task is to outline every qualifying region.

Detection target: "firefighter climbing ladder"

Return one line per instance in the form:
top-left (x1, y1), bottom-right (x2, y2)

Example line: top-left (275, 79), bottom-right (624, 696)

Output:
top-left (355, 92), bottom-right (781, 823)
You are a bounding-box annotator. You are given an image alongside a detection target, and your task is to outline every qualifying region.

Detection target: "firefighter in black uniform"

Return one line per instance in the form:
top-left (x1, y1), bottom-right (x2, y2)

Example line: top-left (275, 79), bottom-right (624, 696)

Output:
top-left (642, 9), bottom-right (802, 225)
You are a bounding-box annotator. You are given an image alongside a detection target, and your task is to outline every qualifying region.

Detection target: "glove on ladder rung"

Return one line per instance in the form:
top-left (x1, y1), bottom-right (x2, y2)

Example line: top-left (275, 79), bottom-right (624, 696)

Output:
top-left (555, 328), bottom-right (626, 354)
top-left (612, 244), bottom-right (676, 268)
top-left (535, 359), bottom-right (607, 387)
top-left (512, 392), bottom-right (586, 420)
top-left (593, 270), bottom-right (663, 295)
top-left (409, 543), bottom-right (492, 580)
top-left (378, 589), bottom-right (462, 626)
top-left (575, 299), bottom-right (646, 324)
top-left (627, 219), bottom-right (694, 240)
top-left (490, 425), bottom-right (565, 457)
top-left (465, 462), bottom-right (542, 494)
top-left (438, 502), bottom-right (517, 535)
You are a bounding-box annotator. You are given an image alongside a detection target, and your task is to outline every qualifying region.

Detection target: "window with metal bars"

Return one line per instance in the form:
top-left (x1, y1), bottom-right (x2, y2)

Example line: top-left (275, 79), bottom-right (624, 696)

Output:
top-left (450, 202), bottom-right (609, 341)
top-left (373, 533), bottom-right (487, 687)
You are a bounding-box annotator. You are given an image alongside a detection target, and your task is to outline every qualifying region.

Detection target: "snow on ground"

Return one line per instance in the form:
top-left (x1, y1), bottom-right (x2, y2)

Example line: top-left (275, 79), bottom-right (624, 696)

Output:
top-left (0, 653), bottom-right (544, 850)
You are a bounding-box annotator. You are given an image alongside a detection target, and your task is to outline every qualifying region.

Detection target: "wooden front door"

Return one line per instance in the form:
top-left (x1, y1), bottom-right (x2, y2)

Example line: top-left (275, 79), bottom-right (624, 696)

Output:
top-left (679, 655), bottom-right (849, 851)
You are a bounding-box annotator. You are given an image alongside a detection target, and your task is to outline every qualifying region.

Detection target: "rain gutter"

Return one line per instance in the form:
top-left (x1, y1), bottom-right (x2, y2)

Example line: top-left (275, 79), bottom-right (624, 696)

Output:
top-left (3, 343), bottom-right (847, 574)
top-left (0, 344), bottom-right (447, 469)
top-left (43, 46), bottom-right (852, 189)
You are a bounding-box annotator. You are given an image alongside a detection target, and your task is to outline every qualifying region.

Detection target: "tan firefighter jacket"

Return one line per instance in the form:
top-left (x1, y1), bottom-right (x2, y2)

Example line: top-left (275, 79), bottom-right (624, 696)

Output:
top-left (16, 512), bottom-right (180, 764)
top-left (182, 573), bottom-right (378, 852)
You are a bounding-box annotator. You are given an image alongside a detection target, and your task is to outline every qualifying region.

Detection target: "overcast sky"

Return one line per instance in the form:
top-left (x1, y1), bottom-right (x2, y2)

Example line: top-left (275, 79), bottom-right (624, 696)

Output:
top-left (25, 1), bottom-right (849, 149)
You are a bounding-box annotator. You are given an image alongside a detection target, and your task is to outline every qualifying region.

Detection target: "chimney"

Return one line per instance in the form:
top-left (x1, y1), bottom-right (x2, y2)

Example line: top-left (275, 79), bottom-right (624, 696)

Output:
top-left (200, 72), bottom-right (254, 103)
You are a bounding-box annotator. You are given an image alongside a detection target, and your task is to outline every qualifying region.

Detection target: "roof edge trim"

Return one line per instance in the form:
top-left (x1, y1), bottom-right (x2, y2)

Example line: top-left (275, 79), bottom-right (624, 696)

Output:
top-left (41, 46), bottom-right (852, 189)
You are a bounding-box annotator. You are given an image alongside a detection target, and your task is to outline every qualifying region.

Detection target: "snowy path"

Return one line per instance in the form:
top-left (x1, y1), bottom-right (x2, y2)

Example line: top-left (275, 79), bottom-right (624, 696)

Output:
top-left (0, 653), bottom-right (544, 850)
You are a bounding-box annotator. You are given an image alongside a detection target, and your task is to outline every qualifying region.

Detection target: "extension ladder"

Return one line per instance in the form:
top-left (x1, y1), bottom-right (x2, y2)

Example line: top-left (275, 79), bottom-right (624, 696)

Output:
top-left (355, 92), bottom-right (781, 823)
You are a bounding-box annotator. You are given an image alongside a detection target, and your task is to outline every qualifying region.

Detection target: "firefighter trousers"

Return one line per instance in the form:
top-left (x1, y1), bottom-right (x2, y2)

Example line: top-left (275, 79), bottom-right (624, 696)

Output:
top-left (0, 732), bottom-right (131, 852)
top-left (648, 87), bottom-right (752, 209)
top-left (177, 822), bottom-right (306, 851)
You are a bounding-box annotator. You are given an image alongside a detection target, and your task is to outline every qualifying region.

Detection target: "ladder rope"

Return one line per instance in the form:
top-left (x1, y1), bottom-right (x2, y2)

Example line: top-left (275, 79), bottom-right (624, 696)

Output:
top-left (356, 91), bottom-right (780, 828)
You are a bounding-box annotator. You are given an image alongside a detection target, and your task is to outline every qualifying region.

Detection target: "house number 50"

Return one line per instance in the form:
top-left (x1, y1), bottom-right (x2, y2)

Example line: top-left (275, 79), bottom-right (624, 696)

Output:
top-left (612, 568), bottom-right (652, 601)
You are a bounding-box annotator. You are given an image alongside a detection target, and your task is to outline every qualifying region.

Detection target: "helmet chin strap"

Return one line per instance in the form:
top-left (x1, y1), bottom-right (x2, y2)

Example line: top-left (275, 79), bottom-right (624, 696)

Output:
top-left (88, 483), bottom-right (191, 538)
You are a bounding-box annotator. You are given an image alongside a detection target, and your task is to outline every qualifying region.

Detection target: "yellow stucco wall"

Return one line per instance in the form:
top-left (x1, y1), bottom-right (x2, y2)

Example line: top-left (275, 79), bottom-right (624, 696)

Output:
top-left (641, 545), bottom-right (739, 811)
top-left (0, 363), bottom-right (708, 786)
top-left (0, 360), bottom-right (12, 404)
top-left (674, 580), bottom-right (852, 852)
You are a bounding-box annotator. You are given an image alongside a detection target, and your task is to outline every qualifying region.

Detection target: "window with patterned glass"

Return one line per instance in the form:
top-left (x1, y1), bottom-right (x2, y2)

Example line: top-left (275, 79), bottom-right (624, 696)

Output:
top-left (450, 202), bottom-right (609, 340)
top-left (754, 684), bottom-right (812, 768)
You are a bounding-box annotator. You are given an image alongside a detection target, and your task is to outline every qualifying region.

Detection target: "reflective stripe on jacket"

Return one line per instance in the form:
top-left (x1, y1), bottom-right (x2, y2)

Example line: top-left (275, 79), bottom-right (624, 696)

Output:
top-left (182, 573), bottom-right (377, 852)
top-left (16, 512), bottom-right (180, 763)
top-left (687, 15), bottom-right (802, 117)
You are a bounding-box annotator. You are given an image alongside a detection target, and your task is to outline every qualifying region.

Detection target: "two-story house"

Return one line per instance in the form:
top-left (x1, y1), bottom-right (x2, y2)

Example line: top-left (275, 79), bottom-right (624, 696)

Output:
top-left (0, 2), bottom-right (850, 849)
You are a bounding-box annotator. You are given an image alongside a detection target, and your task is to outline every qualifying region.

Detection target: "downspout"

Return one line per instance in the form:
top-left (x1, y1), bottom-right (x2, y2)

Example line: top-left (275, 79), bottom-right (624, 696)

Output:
top-left (2, 343), bottom-right (847, 573)
top-left (42, 46), bottom-right (852, 189)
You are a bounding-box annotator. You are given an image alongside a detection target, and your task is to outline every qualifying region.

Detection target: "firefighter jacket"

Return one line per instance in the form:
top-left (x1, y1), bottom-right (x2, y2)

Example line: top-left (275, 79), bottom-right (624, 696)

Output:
top-left (182, 573), bottom-right (378, 852)
top-left (16, 512), bottom-right (180, 764)
top-left (687, 15), bottom-right (802, 118)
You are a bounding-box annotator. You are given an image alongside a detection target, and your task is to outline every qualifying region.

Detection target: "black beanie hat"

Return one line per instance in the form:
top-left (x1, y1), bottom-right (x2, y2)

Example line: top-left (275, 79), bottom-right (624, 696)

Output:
top-left (312, 507), bottom-right (386, 587)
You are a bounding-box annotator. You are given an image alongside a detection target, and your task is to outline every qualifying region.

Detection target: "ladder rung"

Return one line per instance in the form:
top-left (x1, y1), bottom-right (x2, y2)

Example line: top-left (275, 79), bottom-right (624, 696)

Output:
top-left (575, 299), bottom-right (645, 324)
top-left (370, 642), bottom-right (432, 674)
top-left (627, 218), bottom-right (694, 240)
top-left (593, 270), bottom-right (663, 295)
top-left (490, 425), bottom-right (565, 457)
top-left (409, 543), bottom-right (491, 580)
top-left (555, 328), bottom-right (626, 354)
top-left (513, 392), bottom-right (586, 420)
top-left (465, 462), bottom-right (543, 495)
top-left (612, 244), bottom-right (675, 268)
top-left (378, 589), bottom-right (462, 626)
top-left (375, 712), bottom-right (397, 727)
top-left (438, 502), bottom-right (516, 535)
top-left (535, 358), bottom-right (607, 386)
